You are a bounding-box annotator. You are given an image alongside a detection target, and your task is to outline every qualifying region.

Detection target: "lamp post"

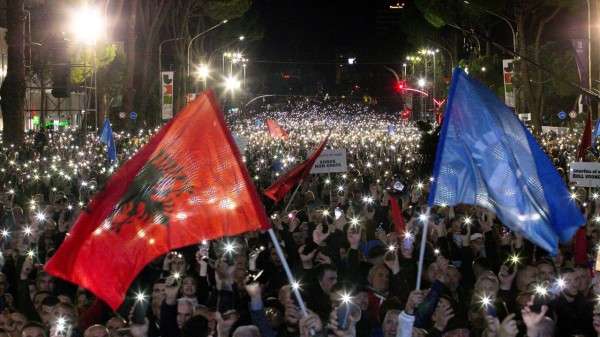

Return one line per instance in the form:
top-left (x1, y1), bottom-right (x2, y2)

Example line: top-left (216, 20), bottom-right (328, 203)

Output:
top-left (463, 1), bottom-right (516, 53)
top-left (418, 78), bottom-right (426, 120)
top-left (185, 20), bottom-right (228, 97)
top-left (159, 37), bottom-right (184, 105)
top-left (196, 64), bottom-right (210, 90)
top-left (69, 4), bottom-right (104, 130)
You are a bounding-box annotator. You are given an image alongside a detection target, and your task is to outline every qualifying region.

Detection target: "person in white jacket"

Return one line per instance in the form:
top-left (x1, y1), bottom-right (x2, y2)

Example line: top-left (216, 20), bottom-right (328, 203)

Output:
top-left (396, 290), bottom-right (425, 337)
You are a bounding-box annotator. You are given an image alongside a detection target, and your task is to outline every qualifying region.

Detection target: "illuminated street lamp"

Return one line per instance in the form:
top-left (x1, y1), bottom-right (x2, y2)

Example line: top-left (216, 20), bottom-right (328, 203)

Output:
top-left (69, 5), bottom-right (105, 45)
top-left (417, 78), bottom-right (426, 88)
top-left (223, 75), bottom-right (241, 94)
top-left (69, 4), bottom-right (105, 129)
top-left (196, 64), bottom-right (210, 89)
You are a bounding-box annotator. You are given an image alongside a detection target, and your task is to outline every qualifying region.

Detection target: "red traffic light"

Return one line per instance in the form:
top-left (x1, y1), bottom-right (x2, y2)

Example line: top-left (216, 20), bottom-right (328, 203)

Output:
top-left (395, 80), bottom-right (407, 92)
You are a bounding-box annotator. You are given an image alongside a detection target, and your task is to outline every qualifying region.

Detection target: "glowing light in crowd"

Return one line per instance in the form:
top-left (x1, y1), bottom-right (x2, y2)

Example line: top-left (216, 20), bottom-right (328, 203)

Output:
top-left (35, 212), bottom-right (46, 222)
top-left (224, 242), bottom-right (236, 254)
top-left (340, 292), bottom-right (352, 304)
top-left (534, 284), bottom-right (548, 296)
top-left (135, 291), bottom-right (147, 302)
top-left (479, 294), bottom-right (492, 308)
top-left (418, 213), bottom-right (429, 223)
top-left (56, 316), bottom-right (67, 333)
top-left (509, 253), bottom-right (521, 265)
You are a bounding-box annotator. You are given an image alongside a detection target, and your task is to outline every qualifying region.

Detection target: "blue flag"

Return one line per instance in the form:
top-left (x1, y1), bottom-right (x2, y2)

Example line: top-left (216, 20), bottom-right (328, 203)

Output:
top-left (592, 118), bottom-right (600, 155)
top-left (429, 68), bottom-right (583, 254)
top-left (388, 124), bottom-right (396, 135)
top-left (100, 119), bottom-right (117, 163)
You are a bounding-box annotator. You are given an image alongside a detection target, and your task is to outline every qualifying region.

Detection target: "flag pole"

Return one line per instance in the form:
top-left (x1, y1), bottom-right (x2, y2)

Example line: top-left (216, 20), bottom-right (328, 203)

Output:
top-left (267, 228), bottom-right (309, 316)
top-left (283, 179), bottom-right (303, 214)
top-left (416, 207), bottom-right (431, 290)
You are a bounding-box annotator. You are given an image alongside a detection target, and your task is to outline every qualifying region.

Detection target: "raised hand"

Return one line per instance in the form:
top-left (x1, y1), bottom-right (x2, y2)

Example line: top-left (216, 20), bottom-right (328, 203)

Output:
top-left (432, 300), bottom-right (454, 332)
top-left (404, 290), bottom-right (425, 315)
top-left (498, 313), bottom-right (518, 337)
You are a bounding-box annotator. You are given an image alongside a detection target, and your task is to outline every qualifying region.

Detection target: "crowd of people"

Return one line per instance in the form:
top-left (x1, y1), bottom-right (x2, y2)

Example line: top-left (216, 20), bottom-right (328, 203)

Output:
top-left (0, 97), bottom-right (596, 337)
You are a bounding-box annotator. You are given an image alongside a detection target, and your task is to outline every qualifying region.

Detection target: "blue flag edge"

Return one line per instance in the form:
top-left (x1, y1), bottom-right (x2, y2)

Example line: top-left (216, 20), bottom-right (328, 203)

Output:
top-left (428, 67), bottom-right (462, 206)
top-left (522, 124), bottom-right (584, 243)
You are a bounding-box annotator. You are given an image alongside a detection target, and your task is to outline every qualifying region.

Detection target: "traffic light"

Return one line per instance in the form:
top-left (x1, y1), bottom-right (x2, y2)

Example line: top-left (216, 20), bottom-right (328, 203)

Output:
top-left (395, 80), bottom-right (407, 93)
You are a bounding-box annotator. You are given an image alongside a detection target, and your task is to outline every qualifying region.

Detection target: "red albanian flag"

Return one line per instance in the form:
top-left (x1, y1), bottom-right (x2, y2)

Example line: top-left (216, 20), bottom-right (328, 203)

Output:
top-left (264, 134), bottom-right (329, 202)
top-left (45, 92), bottom-right (270, 310)
top-left (577, 111), bottom-right (592, 161)
top-left (266, 119), bottom-right (289, 140)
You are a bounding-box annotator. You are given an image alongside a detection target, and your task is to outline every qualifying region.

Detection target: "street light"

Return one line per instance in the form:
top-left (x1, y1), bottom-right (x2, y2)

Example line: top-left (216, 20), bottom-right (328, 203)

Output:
top-left (417, 78), bottom-right (426, 88)
top-left (463, 1), bottom-right (516, 53)
top-left (69, 5), bottom-right (104, 45)
top-left (196, 64), bottom-right (210, 89)
top-left (185, 20), bottom-right (228, 96)
top-left (69, 4), bottom-right (104, 130)
top-left (223, 75), bottom-right (241, 93)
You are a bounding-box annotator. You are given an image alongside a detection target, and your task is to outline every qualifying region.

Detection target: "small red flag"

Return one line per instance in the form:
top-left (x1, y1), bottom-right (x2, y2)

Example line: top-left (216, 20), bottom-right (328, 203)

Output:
top-left (577, 111), bottom-right (592, 161)
top-left (267, 119), bottom-right (289, 140)
top-left (389, 195), bottom-right (406, 234)
top-left (45, 92), bottom-right (270, 310)
top-left (573, 227), bottom-right (588, 266)
top-left (264, 135), bottom-right (329, 202)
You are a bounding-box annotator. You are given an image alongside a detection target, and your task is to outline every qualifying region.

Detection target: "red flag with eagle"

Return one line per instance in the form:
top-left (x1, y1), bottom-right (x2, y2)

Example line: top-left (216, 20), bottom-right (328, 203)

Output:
top-left (45, 92), bottom-right (270, 310)
top-left (264, 134), bottom-right (329, 202)
top-left (266, 119), bottom-right (289, 140)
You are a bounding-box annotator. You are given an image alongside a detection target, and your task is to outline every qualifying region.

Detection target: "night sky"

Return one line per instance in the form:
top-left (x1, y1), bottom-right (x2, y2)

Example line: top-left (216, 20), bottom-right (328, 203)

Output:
top-left (252, 0), bottom-right (409, 97)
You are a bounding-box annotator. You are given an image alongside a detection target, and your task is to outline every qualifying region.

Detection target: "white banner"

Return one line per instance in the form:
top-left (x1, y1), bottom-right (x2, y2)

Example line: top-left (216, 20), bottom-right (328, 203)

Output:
top-left (569, 162), bottom-right (600, 187)
top-left (503, 59), bottom-right (515, 108)
top-left (310, 149), bottom-right (348, 174)
top-left (161, 71), bottom-right (174, 120)
top-left (541, 126), bottom-right (569, 135)
top-left (518, 113), bottom-right (531, 121)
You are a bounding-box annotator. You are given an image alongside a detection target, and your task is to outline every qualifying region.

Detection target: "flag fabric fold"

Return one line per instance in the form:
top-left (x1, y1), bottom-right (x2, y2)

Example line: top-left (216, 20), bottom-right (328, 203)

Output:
top-left (46, 91), bottom-right (270, 310)
top-left (428, 68), bottom-right (583, 255)
top-left (577, 111), bottom-right (592, 161)
top-left (389, 195), bottom-right (406, 234)
top-left (264, 135), bottom-right (329, 202)
top-left (100, 119), bottom-right (117, 163)
top-left (267, 119), bottom-right (289, 140)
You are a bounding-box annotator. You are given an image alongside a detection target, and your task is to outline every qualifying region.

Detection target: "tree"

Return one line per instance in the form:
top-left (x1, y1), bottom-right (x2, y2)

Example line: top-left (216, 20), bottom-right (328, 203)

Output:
top-left (412, 0), bottom-right (577, 133)
top-left (0, 0), bottom-right (26, 145)
top-left (122, 0), bottom-right (139, 122)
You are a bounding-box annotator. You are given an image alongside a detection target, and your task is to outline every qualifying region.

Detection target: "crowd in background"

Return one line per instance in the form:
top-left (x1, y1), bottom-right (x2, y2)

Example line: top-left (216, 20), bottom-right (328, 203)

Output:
top-left (0, 98), bottom-right (595, 337)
